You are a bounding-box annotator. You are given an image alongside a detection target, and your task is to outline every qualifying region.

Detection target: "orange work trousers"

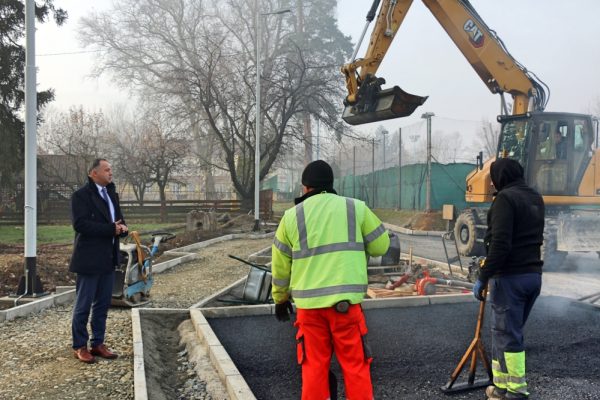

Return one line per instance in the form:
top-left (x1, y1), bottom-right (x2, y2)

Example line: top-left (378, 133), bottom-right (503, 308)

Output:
top-left (294, 304), bottom-right (373, 400)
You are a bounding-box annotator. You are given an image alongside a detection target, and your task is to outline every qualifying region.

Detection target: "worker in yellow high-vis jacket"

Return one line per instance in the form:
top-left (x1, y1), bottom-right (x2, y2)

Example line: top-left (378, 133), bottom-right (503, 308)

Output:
top-left (271, 160), bottom-right (390, 400)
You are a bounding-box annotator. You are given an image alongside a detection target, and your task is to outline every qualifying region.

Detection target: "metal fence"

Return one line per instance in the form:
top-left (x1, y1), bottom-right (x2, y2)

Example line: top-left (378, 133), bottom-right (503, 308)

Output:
top-left (0, 190), bottom-right (274, 225)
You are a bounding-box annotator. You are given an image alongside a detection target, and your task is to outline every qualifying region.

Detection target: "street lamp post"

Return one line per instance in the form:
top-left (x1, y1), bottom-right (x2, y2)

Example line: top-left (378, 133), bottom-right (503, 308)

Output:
top-left (16, 0), bottom-right (46, 298)
top-left (253, 4), bottom-right (291, 232)
top-left (421, 112), bottom-right (435, 212)
top-left (381, 129), bottom-right (388, 169)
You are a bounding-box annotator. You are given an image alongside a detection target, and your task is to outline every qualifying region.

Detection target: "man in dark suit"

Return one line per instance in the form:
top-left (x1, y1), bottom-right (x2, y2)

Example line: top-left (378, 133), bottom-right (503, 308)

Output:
top-left (70, 158), bottom-right (128, 364)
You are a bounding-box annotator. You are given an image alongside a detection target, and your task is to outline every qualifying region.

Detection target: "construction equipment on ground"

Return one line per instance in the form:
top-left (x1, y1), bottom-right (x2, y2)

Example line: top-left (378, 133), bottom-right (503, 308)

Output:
top-left (112, 231), bottom-right (175, 307)
top-left (441, 285), bottom-right (492, 393)
top-left (227, 254), bottom-right (273, 304)
top-left (341, 0), bottom-right (600, 269)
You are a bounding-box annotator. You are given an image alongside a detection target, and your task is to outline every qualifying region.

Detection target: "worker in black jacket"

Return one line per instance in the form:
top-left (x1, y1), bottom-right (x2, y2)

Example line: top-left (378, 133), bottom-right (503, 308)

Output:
top-left (472, 158), bottom-right (544, 400)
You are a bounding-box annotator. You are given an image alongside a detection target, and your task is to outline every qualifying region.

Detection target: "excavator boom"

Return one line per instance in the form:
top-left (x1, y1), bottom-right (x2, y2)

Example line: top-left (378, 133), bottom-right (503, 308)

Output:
top-left (341, 0), bottom-right (427, 125)
top-left (341, 0), bottom-right (548, 125)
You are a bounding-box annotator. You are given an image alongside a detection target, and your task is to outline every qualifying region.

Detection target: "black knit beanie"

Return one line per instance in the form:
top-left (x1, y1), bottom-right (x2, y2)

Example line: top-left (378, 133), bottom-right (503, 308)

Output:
top-left (301, 160), bottom-right (334, 189)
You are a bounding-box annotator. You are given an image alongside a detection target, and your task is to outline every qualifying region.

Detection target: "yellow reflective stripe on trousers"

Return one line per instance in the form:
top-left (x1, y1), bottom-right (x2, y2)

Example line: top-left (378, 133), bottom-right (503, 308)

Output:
top-left (292, 284), bottom-right (368, 298)
top-left (504, 351), bottom-right (529, 396)
top-left (491, 359), bottom-right (509, 389)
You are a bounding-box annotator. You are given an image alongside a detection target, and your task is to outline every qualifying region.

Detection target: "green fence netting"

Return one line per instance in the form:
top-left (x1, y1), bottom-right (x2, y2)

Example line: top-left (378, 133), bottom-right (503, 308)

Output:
top-left (335, 162), bottom-right (475, 210)
top-left (264, 162), bottom-right (475, 210)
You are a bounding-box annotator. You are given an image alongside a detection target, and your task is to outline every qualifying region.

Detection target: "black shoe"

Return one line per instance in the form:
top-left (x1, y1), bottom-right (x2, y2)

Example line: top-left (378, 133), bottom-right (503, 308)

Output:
top-left (506, 391), bottom-right (528, 400)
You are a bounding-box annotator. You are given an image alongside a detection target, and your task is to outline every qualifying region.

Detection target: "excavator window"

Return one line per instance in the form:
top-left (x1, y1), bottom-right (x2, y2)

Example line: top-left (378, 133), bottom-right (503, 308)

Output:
top-left (536, 123), bottom-right (553, 160)
top-left (497, 119), bottom-right (530, 167)
top-left (528, 116), bottom-right (594, 195)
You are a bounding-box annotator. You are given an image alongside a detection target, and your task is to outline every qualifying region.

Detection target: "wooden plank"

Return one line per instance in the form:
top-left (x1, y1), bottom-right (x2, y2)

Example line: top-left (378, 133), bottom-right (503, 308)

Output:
top-left (367, 287), bottom-right (416, 299)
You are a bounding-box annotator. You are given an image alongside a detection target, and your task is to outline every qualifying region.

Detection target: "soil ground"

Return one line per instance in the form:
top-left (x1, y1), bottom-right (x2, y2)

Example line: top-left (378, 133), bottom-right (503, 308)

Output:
top-left (0, 213), bottom-right (263, 298)
top-left (0, 210), bottom-right (440, 298)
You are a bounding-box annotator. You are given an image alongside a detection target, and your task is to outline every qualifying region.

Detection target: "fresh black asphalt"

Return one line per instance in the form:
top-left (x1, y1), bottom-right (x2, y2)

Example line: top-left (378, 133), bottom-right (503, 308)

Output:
top-left (208, 296), bottom-right (600, 399)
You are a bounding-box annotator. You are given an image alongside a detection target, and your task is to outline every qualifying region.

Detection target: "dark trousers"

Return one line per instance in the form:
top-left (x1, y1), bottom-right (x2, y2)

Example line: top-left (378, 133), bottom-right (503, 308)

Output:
top-left (490, 273), bottom-right (541, 354)
top-left (71, 271), bottom-right (114, 349)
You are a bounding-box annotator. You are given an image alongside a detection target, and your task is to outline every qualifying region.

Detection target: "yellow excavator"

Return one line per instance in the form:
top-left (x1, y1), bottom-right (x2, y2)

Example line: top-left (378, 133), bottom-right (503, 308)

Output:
top-left (341, 0), bottom-right (600, 268)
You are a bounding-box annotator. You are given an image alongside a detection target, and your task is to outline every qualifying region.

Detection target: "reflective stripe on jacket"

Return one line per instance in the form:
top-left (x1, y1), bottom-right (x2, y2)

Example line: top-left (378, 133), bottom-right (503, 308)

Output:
top-left (271, 192), bottom-right (390, 309)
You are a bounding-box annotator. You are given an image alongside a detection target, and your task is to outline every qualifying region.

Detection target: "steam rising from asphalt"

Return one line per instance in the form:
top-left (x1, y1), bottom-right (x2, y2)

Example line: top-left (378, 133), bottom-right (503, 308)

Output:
top-left (542, 252), bottom-right (600, 307)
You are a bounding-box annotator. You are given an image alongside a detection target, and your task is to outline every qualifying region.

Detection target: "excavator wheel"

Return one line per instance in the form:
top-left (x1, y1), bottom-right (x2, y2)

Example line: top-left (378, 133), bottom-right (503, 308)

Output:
top-left (454, 212), bottom-right (481, 256)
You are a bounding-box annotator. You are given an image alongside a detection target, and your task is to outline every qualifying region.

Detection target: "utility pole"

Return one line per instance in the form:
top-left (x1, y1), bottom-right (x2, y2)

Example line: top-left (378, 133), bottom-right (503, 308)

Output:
top-left (371, 137), bottom-right (375, 208)
top-left (297, 0), bottom-right (312, 166)
top-left (253, 0), bottom-right (262, 231)
top-left (17, 0), bottom-right (45, 298)
top-left (253, 3), bottom-right (291, 231)
top-left (353, 146), bottom-right (356, 199)
top-left (382, 129), bottom-right (388, 170)
top-left (421, 112), bottom-right (435, 212)
top-left (398, 127), bottom-right (402, 210)
top-left (316, 118), bottom-right (320, 160)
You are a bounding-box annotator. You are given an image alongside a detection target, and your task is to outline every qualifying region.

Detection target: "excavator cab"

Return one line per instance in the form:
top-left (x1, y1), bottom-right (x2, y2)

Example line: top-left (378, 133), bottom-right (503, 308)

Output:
top-left (497, 112), bottom-right (595, 197)
top-left (465, 112), bottom-right (596, 204)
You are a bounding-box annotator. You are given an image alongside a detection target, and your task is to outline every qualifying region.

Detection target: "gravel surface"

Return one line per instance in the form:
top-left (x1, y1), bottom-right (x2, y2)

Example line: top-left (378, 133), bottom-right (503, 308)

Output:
top-left (0, 236), bottom-right (272, 400)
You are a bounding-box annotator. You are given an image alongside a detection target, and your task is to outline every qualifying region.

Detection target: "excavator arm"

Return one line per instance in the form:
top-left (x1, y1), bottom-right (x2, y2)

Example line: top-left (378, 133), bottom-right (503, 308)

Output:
top-left (341, 0), bottom-right (549, 125)
top-left (341, 0), bottom-right (413, 103)
top-left (341, 0), bottom-right (428, 125)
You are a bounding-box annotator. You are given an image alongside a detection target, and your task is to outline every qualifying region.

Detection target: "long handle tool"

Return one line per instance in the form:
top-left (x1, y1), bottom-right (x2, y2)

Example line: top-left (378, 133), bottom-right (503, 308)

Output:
top-left (440, 287), bottom-right (493, 393)
top-left (228, 254), bottom-right (271, 272)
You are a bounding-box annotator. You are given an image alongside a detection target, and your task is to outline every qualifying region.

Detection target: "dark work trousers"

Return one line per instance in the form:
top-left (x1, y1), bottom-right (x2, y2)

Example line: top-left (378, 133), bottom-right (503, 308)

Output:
top-left (490, 273), bottom-right (541, 357)
top-left (72, 271), bottom-right (115, 349)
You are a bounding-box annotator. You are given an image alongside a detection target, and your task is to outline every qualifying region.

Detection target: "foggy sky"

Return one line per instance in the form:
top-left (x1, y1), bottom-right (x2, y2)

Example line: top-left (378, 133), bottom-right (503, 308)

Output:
top-left (36, 0), bottom-right (600, 134)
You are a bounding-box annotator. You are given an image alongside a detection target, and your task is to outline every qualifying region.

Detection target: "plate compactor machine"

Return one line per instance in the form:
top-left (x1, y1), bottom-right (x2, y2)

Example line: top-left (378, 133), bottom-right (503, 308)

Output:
top-left (112, 231), bottom-right (175, 307)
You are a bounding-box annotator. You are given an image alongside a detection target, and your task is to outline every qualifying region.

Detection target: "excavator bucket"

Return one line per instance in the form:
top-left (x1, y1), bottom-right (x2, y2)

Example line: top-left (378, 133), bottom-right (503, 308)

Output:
top-left (342, 86), bottom-right (428, 125)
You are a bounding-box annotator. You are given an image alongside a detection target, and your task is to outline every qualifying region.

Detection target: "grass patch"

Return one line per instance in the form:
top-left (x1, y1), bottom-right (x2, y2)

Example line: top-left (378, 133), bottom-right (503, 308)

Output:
top-left (0, 223), bottom-right (185, 245)
top-left (272, 201), bottom-right (446, 231)
top-left (372, 209), bottom-right (422, 227)
top-left (273, 202), bottom-right (294, 215)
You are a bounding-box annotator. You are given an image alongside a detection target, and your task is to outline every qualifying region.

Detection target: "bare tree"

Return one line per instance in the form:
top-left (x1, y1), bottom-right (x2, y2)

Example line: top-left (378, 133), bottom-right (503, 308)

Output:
top-left (39, 106), bottom-right (109, 188)
top-left (477, 119), bottom-right (500, 158)
top-left (79, 0), bottom-right (352, 206)
top-left (106, 110), bottom-right (154, 206)
top-left (432, 130), bottom-right (464, 164)
top-left (138, 113), bottom-right (189, 222)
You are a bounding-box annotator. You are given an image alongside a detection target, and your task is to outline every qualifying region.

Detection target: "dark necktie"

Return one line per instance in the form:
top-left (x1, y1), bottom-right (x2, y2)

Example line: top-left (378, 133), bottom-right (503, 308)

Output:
top-left (101, 187), bottom-right (110, 205)
top-left (101, 187), bottom-right (114, 222)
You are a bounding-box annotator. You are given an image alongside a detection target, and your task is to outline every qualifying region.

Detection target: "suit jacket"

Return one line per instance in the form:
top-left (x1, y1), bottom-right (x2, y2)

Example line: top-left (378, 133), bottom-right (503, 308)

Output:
top-left (69, 177), bottom-right (127, 274)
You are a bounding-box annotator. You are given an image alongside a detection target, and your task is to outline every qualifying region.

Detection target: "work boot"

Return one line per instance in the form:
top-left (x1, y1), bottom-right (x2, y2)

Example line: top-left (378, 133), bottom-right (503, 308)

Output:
top-left (505, 391), bottom-right (528, 399)
top-left (486, 385), bottom-right (507, 399)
